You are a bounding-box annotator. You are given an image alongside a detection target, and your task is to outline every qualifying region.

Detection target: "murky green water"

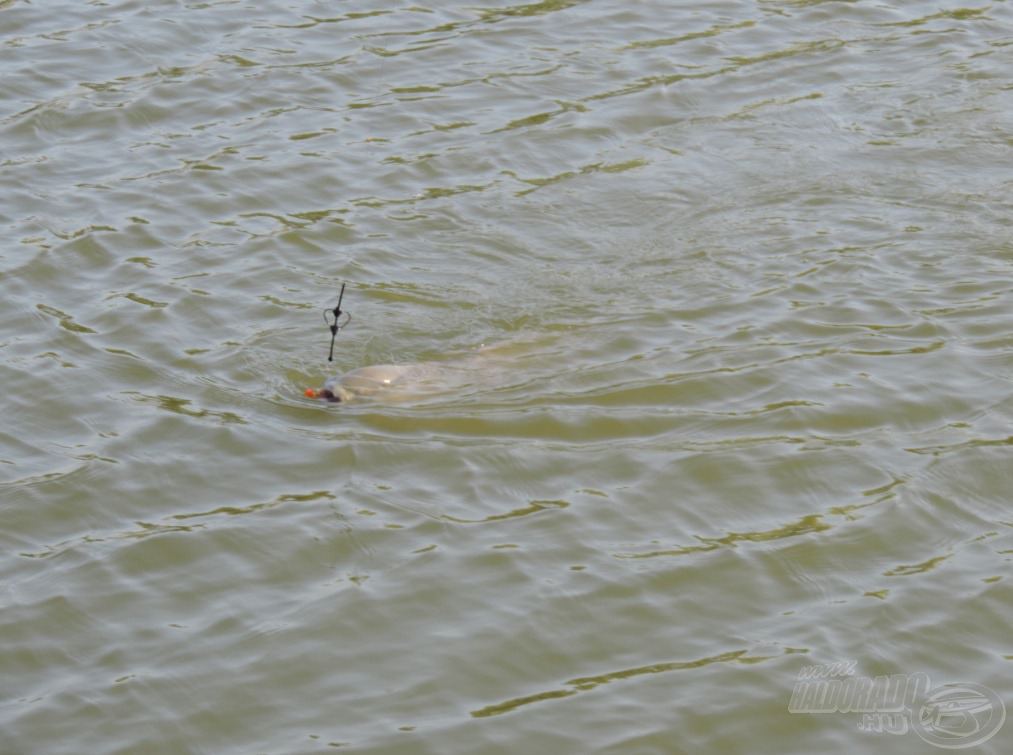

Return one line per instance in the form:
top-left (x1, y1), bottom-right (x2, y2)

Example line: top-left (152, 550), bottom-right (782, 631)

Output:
top-left (2, 1), bottom-right (1011, 753)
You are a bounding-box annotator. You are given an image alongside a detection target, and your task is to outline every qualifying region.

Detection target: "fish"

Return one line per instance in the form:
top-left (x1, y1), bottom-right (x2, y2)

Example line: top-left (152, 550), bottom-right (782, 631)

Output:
top-left (306, 362), bottom-right (444, 403)
top-left (304, 335), bottom-right (559, 404)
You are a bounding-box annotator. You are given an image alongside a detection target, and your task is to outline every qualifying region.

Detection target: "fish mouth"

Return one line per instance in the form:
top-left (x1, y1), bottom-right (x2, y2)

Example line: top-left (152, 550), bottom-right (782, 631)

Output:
top-left (306, 387), bottom-right (343, 402)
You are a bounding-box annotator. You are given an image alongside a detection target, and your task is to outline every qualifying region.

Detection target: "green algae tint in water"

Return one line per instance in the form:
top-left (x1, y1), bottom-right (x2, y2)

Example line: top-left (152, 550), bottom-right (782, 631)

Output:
top-left (1, 1), bottom-right (1011, 753)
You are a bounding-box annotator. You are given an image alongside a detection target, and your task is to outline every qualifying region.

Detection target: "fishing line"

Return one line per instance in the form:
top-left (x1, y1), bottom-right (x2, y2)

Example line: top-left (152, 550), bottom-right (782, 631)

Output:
top-left (316, 1), bottom-right (397, 367)
top-left (323, 282), bottom-right (351, 362)
top-left (363, 0), bottom-right (397, 141)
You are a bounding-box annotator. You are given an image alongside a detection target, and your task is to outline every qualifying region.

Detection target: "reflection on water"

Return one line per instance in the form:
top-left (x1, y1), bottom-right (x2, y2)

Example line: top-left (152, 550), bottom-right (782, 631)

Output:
top-left (2, 0), bottom-right (1011, 752)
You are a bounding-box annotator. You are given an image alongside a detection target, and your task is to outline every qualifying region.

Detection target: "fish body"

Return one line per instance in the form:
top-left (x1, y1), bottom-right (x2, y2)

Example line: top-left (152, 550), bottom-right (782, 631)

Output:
top-left (306, 335), bottom-right (555, 404)
top-left (314, 362), bottom-right (442, 403)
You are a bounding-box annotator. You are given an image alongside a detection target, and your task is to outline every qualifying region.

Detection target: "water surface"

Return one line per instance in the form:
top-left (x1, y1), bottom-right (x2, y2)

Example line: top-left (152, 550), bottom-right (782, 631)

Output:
top-left (2, 1), bottom-right (1011, 752)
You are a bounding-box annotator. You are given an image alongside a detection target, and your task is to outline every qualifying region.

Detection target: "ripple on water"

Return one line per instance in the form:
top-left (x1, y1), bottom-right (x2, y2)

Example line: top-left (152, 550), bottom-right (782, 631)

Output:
top-left (2, 0), bottom-right (1012, 752)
